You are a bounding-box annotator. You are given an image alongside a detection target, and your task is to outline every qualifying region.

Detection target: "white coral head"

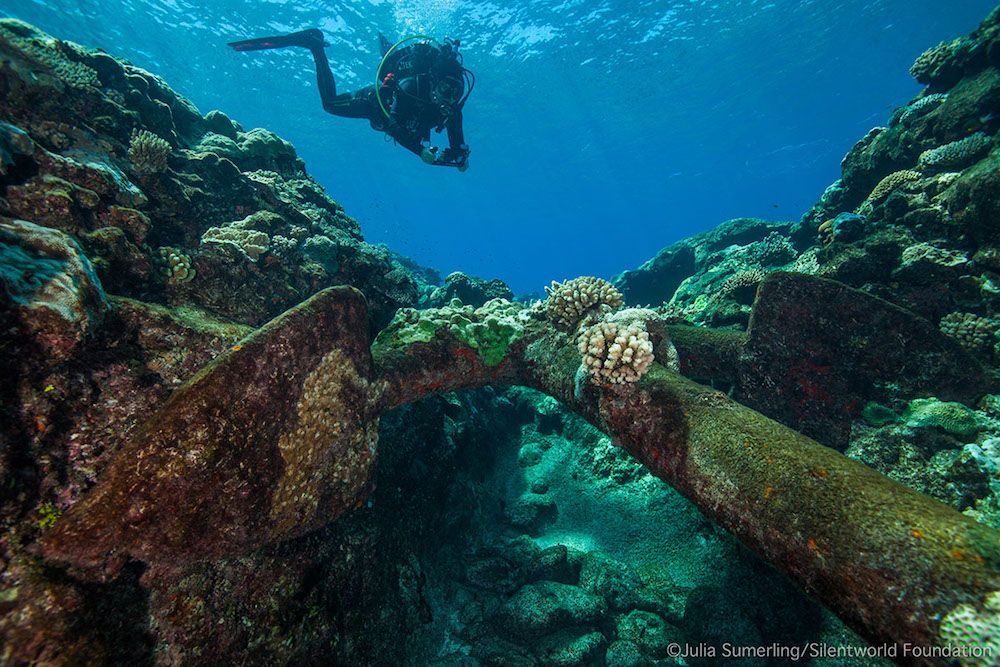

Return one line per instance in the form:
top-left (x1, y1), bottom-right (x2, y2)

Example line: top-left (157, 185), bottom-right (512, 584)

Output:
top-left (544, 276), bottom-right (624, 333)
top-left (578, 320), bottom-right (654, 385)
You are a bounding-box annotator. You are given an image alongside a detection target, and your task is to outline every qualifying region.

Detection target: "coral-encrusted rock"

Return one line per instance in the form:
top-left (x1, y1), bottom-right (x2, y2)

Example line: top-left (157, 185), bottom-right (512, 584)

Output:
top-left (0, 556), bottom-right (111, 665)
top-left (0, 21), bottom-right (424, 330)
top-left (494, 581), bottom-right (607, 640)
top-left (426, 271), bottom-right (513, 308)
top-left (612, 218), bottom-right (790, 306)
top-left (0, 121), bottom-right (34, 174)
top-left (944, 146), bottom-right (1000, 244)
top-left (40, 287), bottom-right (380, 578)
top-left (838, 128), bottom-right (929, 211)
top-left (925, 68), bottom-right (1000, 142)
top-left (738, 273), bottom-right (988, 449)
top-left (0, 217), bottom-right (109, 361)
top-left (910, 6), bottom-right (1000, 89)
top-left (891, 242), bottom-right (970, 284)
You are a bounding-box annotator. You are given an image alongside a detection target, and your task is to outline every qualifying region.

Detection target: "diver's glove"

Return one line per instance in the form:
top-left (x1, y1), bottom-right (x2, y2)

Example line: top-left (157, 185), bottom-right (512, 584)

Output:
top-left (421, 147), bottom-right (438, 164)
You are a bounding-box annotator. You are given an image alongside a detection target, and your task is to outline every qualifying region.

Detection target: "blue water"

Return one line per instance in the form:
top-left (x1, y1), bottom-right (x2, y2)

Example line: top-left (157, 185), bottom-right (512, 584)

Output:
top-left (5, 0), bottom-right (996, 294)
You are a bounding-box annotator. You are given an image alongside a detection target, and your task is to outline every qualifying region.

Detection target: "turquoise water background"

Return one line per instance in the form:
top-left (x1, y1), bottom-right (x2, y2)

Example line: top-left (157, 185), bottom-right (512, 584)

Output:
top-left (4, 0), bottom-right (996, 294)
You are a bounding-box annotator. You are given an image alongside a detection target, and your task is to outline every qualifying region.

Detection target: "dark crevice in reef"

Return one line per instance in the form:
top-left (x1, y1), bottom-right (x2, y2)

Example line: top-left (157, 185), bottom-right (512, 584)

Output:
top-left (0, 304), bottom-right (40, 510)
top-left (0, 152), bottom-right (39, 188)
top-left (75, 562), bottom-right (155, 667)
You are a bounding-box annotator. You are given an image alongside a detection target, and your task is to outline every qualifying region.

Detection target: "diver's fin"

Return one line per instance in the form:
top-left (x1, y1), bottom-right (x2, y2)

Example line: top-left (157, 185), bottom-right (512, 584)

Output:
top-left (228, 28), bottom-right (327, 52)
top-left (378, 31), bottom-right (393, 56)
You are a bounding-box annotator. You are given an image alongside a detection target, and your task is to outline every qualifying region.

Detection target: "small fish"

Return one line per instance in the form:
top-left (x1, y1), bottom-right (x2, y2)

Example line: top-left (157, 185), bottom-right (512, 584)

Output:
top-left (43, 384), bottom-right (54, 393)
top-left (967, 111), bottom-right (996, 133)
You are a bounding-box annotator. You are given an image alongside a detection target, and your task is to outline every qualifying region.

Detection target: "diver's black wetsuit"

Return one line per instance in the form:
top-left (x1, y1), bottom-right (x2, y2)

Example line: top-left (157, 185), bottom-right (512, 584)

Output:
top-left (228, 29), bottom-right (469, 168)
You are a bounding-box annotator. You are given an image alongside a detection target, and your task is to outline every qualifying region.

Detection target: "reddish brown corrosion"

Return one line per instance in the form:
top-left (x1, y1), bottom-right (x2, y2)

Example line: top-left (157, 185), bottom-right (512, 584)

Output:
top-left (40, 287), bottom-right (1000, 664)
top-left (378, 321), bottom-right (1000, 665)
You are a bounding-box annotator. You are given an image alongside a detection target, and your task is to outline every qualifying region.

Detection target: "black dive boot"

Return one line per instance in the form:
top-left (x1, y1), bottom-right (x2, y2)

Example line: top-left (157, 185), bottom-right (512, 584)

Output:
top-left (227, 28), bottom-right (327, 52)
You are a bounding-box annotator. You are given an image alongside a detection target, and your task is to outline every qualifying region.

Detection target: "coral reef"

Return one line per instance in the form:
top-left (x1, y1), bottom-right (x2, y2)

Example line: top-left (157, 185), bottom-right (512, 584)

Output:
top-left (818, 212), bottom-right (865, 245)
top-left (577, 318), bottom-right (655, 385)
top-left (859, 169), bottom-right (922, 209)
top-left (545, 276), bottom-right (624, 332)
top-left (917, 132), bottom-right (993, 171)
top-left (33, 270), bottom-right (1000, 667)
top-left (902, 397), bottom-right (981, 439)
top-left (911, 38), bottom-right (971, 88)
top-left (0, 18), bottom-right (428, 329)
top-left (426, 270), bottom-right (513, 308)
top-left (156, 245), bottom-right (195, 283)
top-left (938, 591), bottom-right (1000, 666)
top-left (940, 311), bottom-right (996, 352)
top-left (201, 217), bottom-right (271, 261)
top-left (717, 267), bottom-right (766, 298)
top-left (0, 217), bottom-right (109, 361)
top-left (909, 5), bottom-right (1000, 89)
top-left (891, 92), bottom-right (948, 126)
top-left (127, 129), bottom-right (170, 174)
top-left (374, 297), bottom-right (526, 367)
top-left (0, 19), bottom-right (100, 90)
top-left (0, 121), bottom-right (34, 174)
top-left (4, 7), bottom-right (1000, 666)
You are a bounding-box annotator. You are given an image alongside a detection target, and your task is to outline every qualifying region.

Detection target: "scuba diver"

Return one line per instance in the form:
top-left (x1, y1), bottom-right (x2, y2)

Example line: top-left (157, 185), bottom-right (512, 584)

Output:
top-left (228, 28), bottom-right (473, 171)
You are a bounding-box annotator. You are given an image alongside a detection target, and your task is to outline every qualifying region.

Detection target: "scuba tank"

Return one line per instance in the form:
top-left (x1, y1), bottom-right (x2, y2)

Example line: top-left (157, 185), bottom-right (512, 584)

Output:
top-left (375, 36), bottom-right (475, 122)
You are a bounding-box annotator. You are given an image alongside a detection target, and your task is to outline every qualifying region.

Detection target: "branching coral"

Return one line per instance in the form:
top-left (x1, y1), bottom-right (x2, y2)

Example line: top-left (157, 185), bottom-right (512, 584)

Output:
top-left (918, 133), bottom-right (993, 172)
top-left (544, 276), bottom-right (623, 333)
top-left (718, 268), bottom-right (766, 299)
top-left (940, 312), bottom-right (996, 352)
top-left (0, 20), bottom-right (100, 89)
top-left (157, 246), bottom-right (195, 284)
top-left (128, 129), bottom-right (170, 174)
top-left (857, 170), bottom-right (922, 212)
top-left (910, 38), bottom-right (969, 86)
top-left (891, 93), bottom-right (948, 126)
top-left (789, 250), bottom-right (822, 276)
top-left (577, 317), bottom-right (654, 385)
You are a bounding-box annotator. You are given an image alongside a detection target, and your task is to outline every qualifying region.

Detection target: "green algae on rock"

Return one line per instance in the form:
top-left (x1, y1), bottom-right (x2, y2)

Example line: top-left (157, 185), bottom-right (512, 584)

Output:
top-left (373, 297), bottom-right (526, 367)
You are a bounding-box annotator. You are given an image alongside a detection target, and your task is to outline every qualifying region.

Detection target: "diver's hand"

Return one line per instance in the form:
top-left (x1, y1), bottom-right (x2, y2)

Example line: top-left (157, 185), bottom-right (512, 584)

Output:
top-left (421, 147), bottom-right (438, 164)
top-left (441, 146), bottom-right (470, 170)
